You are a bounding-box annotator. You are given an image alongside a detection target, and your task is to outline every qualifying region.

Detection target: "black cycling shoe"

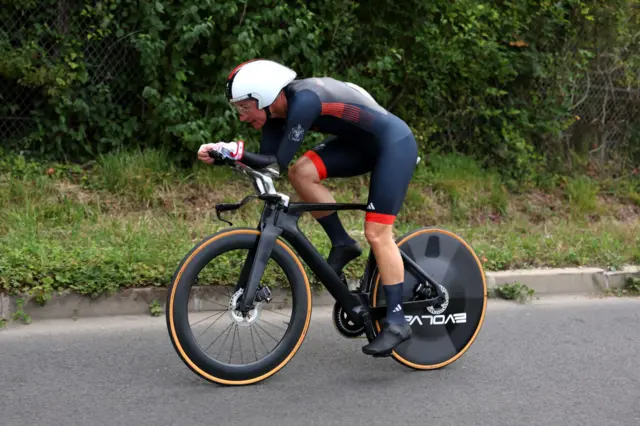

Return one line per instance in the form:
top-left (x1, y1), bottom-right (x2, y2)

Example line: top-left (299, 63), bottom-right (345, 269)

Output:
top-left (362, 321), bottom-right (412, 357)
top-left (327, 242), bottom-right (362, 274)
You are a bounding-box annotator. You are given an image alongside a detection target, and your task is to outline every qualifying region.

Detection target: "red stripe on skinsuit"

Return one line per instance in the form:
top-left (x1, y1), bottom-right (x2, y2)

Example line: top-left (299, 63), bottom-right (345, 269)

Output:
top-left (303, 151), bottom-right (328, 180)
top-left (365, 212), bottom-right (396, 225)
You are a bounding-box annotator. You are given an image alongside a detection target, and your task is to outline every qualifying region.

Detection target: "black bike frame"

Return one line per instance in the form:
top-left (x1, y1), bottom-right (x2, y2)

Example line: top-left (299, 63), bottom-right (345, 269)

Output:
top-left (219, 195), bottom-right (447, 327)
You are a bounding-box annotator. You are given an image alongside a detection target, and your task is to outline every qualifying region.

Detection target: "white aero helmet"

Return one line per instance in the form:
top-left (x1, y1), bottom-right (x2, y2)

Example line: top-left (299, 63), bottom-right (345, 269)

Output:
top-left (225, 59), bottom-right (297, 110)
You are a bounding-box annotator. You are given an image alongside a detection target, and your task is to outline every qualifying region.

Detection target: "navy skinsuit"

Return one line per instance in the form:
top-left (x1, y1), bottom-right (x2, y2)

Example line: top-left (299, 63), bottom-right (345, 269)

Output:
top-left (254, 77), bottom-right (418, 224)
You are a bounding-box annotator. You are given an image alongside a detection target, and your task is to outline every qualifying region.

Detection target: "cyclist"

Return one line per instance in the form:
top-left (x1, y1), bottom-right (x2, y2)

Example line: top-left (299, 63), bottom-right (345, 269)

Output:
top-left (197, 59), bottom-right (418, 357)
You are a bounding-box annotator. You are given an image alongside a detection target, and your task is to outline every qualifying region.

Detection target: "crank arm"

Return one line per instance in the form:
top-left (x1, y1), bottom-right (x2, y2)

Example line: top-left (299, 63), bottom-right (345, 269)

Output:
top-left (400, 251), bottom-right (445, 299)
top-left (353, 306), bottom-right (376, 341)
top-left (368, 298), bottom-right (445, 321)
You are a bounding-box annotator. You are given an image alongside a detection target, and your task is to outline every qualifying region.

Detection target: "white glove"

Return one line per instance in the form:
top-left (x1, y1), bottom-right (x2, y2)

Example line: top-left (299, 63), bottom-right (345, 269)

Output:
top-left (198, 141), bottom-right (244, 164)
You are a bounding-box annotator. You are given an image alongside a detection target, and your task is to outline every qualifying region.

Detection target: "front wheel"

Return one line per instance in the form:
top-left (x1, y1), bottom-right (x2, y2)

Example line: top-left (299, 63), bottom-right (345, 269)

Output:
top-left (368, 227), bottom-right (487, 369)
top-left (166, 228), bottom-right (312, 385)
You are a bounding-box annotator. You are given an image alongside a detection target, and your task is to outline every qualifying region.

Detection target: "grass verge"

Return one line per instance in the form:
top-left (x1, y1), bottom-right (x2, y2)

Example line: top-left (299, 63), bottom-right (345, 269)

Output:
top-left (1, 148), bottom-right (639, 304)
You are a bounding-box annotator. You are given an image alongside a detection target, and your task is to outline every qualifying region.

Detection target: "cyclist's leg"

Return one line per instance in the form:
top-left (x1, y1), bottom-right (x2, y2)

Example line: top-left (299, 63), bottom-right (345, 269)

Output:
top-left (361, 131), bottom-right (418, 356)
top-left (288, 136), bottom-right (375, 272)
top-left (289, 136), bottom-right (374, 212)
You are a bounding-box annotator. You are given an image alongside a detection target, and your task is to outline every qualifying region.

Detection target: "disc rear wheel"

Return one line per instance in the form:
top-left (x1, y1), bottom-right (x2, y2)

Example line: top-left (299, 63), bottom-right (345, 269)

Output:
top-left (369, 227), bottom-right (487, 369)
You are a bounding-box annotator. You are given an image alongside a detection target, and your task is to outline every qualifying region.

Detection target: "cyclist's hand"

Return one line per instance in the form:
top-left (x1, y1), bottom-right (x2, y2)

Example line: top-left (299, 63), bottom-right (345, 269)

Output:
top-left (197, 141), bottom-right (244, 164)
top-left (197, 143), bottom-right (218, 164)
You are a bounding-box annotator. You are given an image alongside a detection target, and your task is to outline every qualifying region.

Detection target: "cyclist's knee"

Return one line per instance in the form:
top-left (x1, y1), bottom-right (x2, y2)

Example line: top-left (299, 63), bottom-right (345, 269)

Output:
top-left (288, 157), bottom-right (319, 185)
top-left (364, 221), bottom-right (393, 247)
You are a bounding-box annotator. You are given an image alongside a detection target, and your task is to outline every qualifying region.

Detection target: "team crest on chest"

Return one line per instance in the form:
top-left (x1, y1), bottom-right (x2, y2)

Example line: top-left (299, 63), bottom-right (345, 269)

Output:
top-left (289, 124), bottom-right (305, 142)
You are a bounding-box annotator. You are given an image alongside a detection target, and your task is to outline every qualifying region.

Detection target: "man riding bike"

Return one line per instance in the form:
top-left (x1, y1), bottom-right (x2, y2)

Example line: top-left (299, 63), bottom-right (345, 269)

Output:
top-left (197, 59), bottom-right (419, 357)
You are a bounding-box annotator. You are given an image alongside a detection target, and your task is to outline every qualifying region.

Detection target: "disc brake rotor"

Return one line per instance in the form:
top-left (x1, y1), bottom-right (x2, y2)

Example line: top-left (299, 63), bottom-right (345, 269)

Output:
top-left (228, 289), bottom-right (262, 326)
top-left (426, 284), bottom-right (449, 315)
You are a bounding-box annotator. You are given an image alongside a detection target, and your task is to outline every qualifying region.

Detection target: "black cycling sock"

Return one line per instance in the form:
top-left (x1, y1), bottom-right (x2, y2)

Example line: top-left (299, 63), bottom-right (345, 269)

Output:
top-left (384, 283), bottom-right (407, 325)
top-left (316, 212), bottom-right (356, 247)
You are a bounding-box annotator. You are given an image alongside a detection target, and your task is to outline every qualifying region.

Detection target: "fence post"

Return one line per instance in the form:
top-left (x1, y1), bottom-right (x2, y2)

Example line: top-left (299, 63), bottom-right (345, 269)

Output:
top-left (0, 292), bottom-right (11, 322)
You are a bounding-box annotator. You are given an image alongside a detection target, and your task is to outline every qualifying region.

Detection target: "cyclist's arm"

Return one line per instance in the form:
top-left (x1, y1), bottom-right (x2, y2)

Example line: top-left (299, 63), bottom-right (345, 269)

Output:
top-left (241, 151), bottom-right (278, 169)
top-left (236, 119), bottom-right (283, 169)
top-left (274, 90), bottom-right (321, 170)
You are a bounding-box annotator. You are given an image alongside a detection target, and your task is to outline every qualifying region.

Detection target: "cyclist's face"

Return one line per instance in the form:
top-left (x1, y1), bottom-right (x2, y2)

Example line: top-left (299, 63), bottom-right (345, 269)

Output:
top-left (233, 99), bottom-right (266, 130)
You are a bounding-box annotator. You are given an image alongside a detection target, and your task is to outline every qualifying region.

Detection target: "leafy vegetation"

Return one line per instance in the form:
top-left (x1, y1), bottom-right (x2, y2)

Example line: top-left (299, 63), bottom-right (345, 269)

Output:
top-left (489, 282), bottom-right (536, 304)
top-left (606, 277), bottom-right (640, 297)
top-left (1, 0), bottom-right (638, 184)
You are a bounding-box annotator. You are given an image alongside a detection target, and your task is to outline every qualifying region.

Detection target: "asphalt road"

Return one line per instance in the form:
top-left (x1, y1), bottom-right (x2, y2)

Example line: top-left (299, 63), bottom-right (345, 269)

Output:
top-left (1, 295), bottom-right (639, 426)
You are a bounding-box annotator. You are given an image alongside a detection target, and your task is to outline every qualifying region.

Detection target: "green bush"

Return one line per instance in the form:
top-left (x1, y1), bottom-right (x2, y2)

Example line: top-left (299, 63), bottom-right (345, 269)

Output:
top-left (1, 0), bottom-right (638, 183)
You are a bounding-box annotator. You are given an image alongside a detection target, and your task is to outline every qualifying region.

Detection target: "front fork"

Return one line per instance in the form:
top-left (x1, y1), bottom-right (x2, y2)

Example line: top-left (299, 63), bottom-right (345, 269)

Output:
top-left (235, 224), bottom-right (282, 312)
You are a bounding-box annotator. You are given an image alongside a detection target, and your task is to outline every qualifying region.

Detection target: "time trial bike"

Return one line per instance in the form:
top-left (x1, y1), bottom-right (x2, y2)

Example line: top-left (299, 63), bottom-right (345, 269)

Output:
top-left (165, 149), bottom-right (487, 386)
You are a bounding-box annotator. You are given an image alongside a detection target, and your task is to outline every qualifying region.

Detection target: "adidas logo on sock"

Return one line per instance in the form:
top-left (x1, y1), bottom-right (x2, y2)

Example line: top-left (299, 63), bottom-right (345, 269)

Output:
top-left (392, 304), bottom-right (402, 313)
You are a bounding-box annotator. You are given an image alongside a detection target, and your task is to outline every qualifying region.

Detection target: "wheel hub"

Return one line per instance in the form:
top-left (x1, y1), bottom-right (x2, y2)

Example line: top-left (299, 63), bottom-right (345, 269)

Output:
top-left (228, 289), bottom-right (262, 326)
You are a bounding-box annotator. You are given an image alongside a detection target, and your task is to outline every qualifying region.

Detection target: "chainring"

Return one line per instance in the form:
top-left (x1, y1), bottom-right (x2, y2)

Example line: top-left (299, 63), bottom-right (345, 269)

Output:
top-left (332, 300), bottom-right (365, 339)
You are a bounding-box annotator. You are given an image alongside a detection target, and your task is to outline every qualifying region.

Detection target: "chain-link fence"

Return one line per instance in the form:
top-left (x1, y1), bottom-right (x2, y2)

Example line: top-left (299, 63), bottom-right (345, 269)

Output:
top-left (568, 54), bottom-right (640, 166)
top-left (0, 1), bottom-right (144, 145)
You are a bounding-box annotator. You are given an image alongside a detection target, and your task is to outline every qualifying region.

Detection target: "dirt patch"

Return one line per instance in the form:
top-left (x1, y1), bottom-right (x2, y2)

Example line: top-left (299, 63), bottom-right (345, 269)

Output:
top-left (599, 195), bottom-right (640, 222)
top-left (49, 172), bottom-right (640, 228)
top-left (522, 189), bottom-right (565, 211)
top-left (53, 180), bottom-right (99, 205)
top-left (505, 190), bottom-right (565, 224)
